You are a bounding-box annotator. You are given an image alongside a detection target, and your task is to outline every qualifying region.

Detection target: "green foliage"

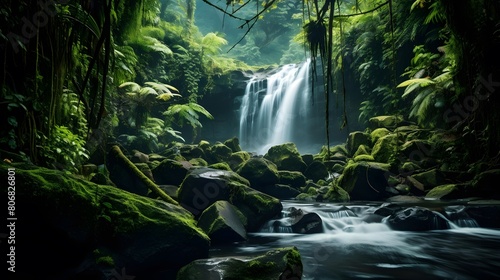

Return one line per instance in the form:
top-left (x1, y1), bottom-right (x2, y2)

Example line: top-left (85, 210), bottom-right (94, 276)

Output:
top-left (118, 81), bottom-right (181, 128)
top-left (397, 45), bottom-right (454, 127)
top-left (38, 125), bottom-right (89, 173)
top-left (164, 103), bottom-right (214, 129)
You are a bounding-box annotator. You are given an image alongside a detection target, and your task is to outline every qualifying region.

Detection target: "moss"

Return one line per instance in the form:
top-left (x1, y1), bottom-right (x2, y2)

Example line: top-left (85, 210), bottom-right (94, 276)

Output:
top-left (316, 144), bottom-right (348, 160)
top-left (370, 128), bottom-right (391, 144)
top-left (371, 134), bottom-right (398, 164)
top-left (426, 184), bottom-right (457, 199)
top-left (189, 157), bottom-right (208, 167)
top-left (209, 162), bottom-right (232, 171)
top-left (224, 137), bottom-right (242, 153)
top-left (295, 193), bottom-right (316, 201)
top-left (346, 131), bottom-right (372, 156)
top-left (223, 247), bottom-right (302, 280)
top-left (96, 256), bottom-right (115, 267)
top-left (353, 145), bottom-right (370, 157)
top-left (306, 187), bottom-right (318, 195)
top-left (368, 115), bottom-right (403, 130)
top-left (324, 183), bottom-right (350, 202)
top-left (108, 145), bottom-right (179, 205)
top-left (0, 162), bottom-right (209, 241)
top-left (353, 154), bottom-right (375, 162)
top-left (264, 143), bottom-right (306, 171)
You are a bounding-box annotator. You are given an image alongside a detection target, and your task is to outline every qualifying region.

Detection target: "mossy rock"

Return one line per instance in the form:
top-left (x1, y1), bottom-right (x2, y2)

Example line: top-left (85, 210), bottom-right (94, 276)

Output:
top-left (135, 162), bottom-right (155, 182)
top-left (207, 142), bottom-right (233, 164)
top-left (323, 183), bottom-right (350, 202)
top-left (152, 159), bottom-right (192, 186)
top-left (264, 143), bottom-right (307, 172)
top-left (224, 137), bottom-right (242, 153)
top-left (316, 144), bottom-right (348, 161)
top-left (179, 145), bottom-right (206, 161)
top-left (426, 184), bottom-right (464, 199)
top-left (368, 115), bottom-right (403, 130)
top-left (332, 163), bottom-right (345, 174)
top-left (353, 154), bottom-right (375, 162)
top-left (303, 161), bottom-right (329, 182)
top-left (401, 140), bottom-right (434, 161)
top-left (346, 131), bottom-right (372, 157)
top-left (370, 128), bottom-right (391, 144)
top-left (409, 168), bottom-right (445, 191)
top-left (177, 167), bottom-right (282, 231)
top-left (278, 170), bottom-right (307, 189)
top-left (371, 134), bottom-right (398, 165)
top-left (237, 157), bottom-right (280, 188)
top-left (176, 247), bottom-right (302, 280)
top-left (353, 144), bottom-right (371, 157)
top-left (197, 200), bottom-right (247, 244)
top-left (400, 161), bottom-right (422, 174)
top-left (295, 192), bottom-right (317, 202)
top-left (198, 140), bottom-right (211, 152)
top-left (0, 162), bottom-right (209, 278)
top-left (107, 145), bottom-right (178, 204)
top-left (209, 162), bottom-right (232, 171)
top-left (189, 157), bottom-right (208, 167)
top-left (338, 162), bottom-right (390, 201)
top-left (228, 151), bottom-right (251, 171)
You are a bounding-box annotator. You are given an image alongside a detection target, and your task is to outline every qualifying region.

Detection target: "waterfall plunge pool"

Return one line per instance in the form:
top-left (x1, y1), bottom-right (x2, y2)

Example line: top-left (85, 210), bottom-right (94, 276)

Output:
top-left (208, 200), bottom-right (500, 280)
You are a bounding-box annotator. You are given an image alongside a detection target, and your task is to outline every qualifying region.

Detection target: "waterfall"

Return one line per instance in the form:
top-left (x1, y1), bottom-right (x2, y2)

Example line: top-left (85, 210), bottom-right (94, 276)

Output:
top-left (239, 59), bottom-right (324, 154)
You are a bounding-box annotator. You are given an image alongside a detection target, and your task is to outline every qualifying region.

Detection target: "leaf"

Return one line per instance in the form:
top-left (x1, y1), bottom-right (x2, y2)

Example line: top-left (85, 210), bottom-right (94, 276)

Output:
top-left (119, 82), bottom-right (141, 92)
top-left (102, 202), bottom-right (113, 209)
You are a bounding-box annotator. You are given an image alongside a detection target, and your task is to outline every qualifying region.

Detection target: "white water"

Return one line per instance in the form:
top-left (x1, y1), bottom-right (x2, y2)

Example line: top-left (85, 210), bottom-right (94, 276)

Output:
top-left (239, 60), bottom-right (324, 155)
top-left (209, 201), bottom-right (500, 279)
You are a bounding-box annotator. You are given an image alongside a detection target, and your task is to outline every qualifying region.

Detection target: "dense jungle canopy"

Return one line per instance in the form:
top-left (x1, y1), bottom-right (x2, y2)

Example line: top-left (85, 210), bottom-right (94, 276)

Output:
top-left (1, 0), bottom-right (500, 174)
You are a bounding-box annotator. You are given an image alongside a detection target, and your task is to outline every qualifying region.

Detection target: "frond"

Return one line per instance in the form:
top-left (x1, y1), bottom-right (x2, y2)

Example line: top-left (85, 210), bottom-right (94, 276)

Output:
top-left (119, 82), bottom-right (141, 92)
top-left (188, 103), bottom-right (214, 119)
top-left (145, 82), bottom-right (180, 94)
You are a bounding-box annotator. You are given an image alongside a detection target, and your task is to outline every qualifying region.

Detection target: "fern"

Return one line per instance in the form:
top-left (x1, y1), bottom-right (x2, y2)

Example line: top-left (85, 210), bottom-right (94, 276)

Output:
top-left (163, 103), bottom-right (213, 128)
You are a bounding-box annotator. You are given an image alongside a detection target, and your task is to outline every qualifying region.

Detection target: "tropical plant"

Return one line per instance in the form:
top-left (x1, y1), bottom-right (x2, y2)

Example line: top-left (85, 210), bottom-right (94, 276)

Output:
top-left (118, 81), bottom-right (181, 129)
top-left (397, 68), bottom-right (453, 127)
top-left (37, 125), bottom-right (89, 173)
top-left (163, 102), bottom-right (214, 142)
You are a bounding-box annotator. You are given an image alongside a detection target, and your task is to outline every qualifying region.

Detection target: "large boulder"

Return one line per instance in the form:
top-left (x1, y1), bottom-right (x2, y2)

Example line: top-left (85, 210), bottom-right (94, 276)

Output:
top-left (228, 151), bottom-right (251, 171)
top-left (196, 200), bottom-right (247, 244)
top-left (237, 157), bottom-right (280, 188)
top-left (278, 170), bottom-right (307, 189)
top-left (176, 247), bottom-right (302, 280)
top-left (337, 162), bottom-right (390, 201)
top-left (385, 206), bottom-right (450, 231)
top-left (206, 142), bottom-right (233, 164)
top-left (177, 167), bottom-right (282, 231)
top-left (152, 159), bottom-right (192, 186)
top-left (264, 142), bottom-right (307, 172)
top-left (0, 163), bottom-right (209, 278)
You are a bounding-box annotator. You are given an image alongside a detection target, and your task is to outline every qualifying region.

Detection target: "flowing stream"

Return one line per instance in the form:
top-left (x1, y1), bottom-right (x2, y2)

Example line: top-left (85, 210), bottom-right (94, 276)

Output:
top-left (209, 201), bottom-right (500, 279)
top-left (238, 60), bottom-right (325, 154)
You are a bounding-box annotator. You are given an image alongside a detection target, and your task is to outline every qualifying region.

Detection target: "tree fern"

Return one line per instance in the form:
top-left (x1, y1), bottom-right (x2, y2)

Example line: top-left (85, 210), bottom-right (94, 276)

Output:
top-left (163, 103), bottom-right (213, 128)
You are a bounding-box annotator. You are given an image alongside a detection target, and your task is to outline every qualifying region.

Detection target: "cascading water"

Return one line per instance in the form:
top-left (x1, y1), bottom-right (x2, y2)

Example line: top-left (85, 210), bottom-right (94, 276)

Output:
top-left (208, 201), bottom-right (500, 279)
top-left (239, 59), bottom-right (324, 154)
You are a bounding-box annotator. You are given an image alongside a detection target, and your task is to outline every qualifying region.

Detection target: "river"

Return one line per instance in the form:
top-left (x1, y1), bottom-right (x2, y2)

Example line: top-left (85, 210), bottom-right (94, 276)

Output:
top-left (209, 200), bottom-right (500, 279)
